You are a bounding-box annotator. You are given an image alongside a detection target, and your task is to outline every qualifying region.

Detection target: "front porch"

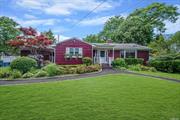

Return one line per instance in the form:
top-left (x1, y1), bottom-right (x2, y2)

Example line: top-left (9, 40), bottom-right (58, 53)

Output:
top-left (92, 44), bottom-right (115, 66)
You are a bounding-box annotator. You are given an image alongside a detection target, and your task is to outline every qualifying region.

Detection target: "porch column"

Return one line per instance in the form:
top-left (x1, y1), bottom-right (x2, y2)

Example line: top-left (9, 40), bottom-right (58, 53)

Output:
top-left (124, 50), bottom-right (126, 58)
top-left (112, 47), bottom-right (114, 60)
top-left (135, 50), bottom-right (137, 58)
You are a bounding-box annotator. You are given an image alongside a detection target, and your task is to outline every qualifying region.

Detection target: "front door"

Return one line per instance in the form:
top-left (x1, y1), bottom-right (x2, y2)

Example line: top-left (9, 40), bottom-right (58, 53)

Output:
top-left (100, 50), bottom-right (107, 63)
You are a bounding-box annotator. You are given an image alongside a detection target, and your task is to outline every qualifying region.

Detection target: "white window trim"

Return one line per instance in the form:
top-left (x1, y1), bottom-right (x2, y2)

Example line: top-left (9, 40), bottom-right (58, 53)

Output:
top-left (121, 49), bottom-right (137, 58)
top-left (65, 47), bottom-right (83, 58)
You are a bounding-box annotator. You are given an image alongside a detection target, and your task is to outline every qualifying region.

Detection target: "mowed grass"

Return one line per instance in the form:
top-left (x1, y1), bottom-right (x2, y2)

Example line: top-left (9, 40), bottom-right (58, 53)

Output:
top-left (134, 71), bottom-right (180, 80)
top-left (0, 74), bottom-right (180, 120)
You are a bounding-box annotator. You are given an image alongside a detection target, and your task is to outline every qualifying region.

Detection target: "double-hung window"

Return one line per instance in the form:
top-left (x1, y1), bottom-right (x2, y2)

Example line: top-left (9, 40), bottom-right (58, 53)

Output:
top-left (66, 47), bottom-right (83, 57)
top-left (120, 50), bottom-right (137, 58)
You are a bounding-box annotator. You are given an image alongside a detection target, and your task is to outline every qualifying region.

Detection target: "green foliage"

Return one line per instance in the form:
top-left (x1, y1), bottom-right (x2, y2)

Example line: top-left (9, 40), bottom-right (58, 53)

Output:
top-left (168, 31), bottom-right (180, 52)
top-left (84, 34), bottom-right (105, 43)
top-left (129, 3), bottom-right (179, 33)
top-left (22, 72), bottom-right (34, 78)
top-left (0, 16), bottom-right (20, 53)
top-left (34, 70), bottom-right (48, 77)
top-left (128, 64), bottom-right (142, 71)
top-left (42, 29), bottom-right (56, 43)
top-left (148, 35), bottom-right (170, 57)
top-left (82, 57), bottom-right (92, 66)
top-left (10, 57), bottom-right (37, 73)
top-left (0, 67), bottom-right (11, 78)
top-left (124, 58), bottom-right (144, 65)
top-left (149, 54), bottom-right (180, 73)
top-left (112, 58), bottom-right (127, 68)
top-left (10, 70), bottom-right (22, 79)
top-left (42, 63), bottom-right (62, 76)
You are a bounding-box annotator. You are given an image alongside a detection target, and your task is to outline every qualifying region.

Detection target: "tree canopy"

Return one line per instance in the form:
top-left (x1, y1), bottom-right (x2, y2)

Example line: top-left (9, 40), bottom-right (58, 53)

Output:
top-left (0, 16), bottom-right (20, 53)
top-left (84, 3), bottom-right (179, 45)
top-left (42, 29), bottom-right (56, 44)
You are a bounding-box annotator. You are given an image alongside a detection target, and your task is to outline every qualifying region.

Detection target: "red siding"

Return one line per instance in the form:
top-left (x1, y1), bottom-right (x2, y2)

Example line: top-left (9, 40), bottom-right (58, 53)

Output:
top-left (108, 50), bottom-right (120, 59)
top-left (137, 50), bottom-right (149, 64)
top-left (55, 39), bottom-right (92, 65)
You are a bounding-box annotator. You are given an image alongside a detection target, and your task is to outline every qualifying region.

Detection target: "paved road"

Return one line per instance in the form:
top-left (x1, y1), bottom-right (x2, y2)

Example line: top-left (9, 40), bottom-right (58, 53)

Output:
top-left (0, 69), bottom-right (179, 86)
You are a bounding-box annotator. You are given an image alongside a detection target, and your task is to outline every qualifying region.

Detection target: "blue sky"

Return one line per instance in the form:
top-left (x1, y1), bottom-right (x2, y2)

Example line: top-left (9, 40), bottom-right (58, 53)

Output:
top-left (0, 0), bottom-right (180, 41)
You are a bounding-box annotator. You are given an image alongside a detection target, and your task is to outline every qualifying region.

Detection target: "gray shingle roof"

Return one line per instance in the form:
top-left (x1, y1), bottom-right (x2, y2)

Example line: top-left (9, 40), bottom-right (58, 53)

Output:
top-left (92, 43), bottom-right (150, 50)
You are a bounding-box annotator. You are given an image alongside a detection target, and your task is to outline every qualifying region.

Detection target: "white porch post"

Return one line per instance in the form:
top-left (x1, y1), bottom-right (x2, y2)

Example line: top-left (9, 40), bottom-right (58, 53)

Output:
top-left (135, 50), bottom-right (137, 58)
top-left (124, 50), bottom-right (126, 58)
top-left (113, 47), bottom-right (114, 60)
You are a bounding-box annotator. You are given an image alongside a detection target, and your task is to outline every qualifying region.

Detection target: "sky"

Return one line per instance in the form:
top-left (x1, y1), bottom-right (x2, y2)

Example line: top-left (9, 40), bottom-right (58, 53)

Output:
top-left (0, 0), bottom-right (180, 41)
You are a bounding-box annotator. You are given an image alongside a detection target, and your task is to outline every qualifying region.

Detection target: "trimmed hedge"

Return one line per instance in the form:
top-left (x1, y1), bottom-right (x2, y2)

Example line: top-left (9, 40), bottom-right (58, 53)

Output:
top-left (149, 59), bottom-right (180, 73)
top-left (124, 58), bottom-right (144, 65)
top-left (10, 57), bottom-right (37, 73)
top-left (82, 57), bottom-right (92, 66)
top-left (42, 63), bottom-right (63, 76)
top-left (112, 58), bottom-right (127, 67)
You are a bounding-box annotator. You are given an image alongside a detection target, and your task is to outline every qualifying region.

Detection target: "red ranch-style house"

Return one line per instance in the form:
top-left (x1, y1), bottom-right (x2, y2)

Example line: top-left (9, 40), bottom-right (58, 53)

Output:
top-left (55, 38), bottom-right (150, 66)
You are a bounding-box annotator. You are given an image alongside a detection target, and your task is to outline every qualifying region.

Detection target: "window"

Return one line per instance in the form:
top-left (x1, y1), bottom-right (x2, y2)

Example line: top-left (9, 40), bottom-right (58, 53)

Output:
top-left (120, 50), bottom-right (137, 58)
top-left (66, 47), bottom-right (82, 56)
top-left (126, 50), bottom-right (135, 58)
top-left (120, 50), bottom-right (124, 58)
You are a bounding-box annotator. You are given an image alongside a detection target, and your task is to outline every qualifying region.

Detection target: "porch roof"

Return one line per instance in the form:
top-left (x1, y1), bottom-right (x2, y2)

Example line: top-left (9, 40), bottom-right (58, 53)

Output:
top-left (92, 43), bottom-right (150, 50)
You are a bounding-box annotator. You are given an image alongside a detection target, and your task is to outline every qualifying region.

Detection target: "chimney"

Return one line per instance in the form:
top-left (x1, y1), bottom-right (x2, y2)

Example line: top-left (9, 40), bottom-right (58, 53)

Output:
top-left (107, 39), bottom-right (113, 43)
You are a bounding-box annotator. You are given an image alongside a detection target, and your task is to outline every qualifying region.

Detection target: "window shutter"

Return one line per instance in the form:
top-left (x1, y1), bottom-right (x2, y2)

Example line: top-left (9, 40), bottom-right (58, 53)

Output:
top-left (66, 47), bottom-right (70, 54)
top-left (79, 48), bottom-right (83, 55)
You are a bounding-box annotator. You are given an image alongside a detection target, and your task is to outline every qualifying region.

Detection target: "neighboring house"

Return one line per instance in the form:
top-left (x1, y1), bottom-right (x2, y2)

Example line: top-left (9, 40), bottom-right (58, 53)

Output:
top-left (55, 38), bottom-right (150, 66)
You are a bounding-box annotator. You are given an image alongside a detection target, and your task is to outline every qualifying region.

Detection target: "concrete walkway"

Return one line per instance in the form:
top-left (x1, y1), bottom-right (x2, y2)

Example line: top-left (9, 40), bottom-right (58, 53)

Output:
top-left (0, 69), bottom-right (179, 86)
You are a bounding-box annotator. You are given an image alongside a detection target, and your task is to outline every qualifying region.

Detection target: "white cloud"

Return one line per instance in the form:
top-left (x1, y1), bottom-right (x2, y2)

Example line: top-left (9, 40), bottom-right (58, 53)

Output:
top-left (165, 16), bottom-right (180, 34)
top-left (80, 16), bottom-right (112, 26)
top-left (24, 14), bottom-right (37, 19)
top-left (15, 0), bottom-right (114, 15)
top-left (55, 34), bottom-right (71, 43)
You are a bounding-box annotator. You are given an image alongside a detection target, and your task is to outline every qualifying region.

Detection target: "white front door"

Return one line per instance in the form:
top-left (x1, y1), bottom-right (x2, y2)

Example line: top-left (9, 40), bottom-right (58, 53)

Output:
top-left (99, 50), bottom-right (107, 64)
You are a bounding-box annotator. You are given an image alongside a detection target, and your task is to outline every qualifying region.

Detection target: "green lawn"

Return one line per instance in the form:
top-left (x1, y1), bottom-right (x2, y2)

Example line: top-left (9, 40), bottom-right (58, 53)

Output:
top-left (133, 71), bottom-right (180, 80)
top-left (0, 74), bottom-right (180, 120)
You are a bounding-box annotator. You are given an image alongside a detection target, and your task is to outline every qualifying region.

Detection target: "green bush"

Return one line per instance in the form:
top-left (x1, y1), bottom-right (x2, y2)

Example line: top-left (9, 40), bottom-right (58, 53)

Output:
top-left (22, 72), bottom-right (34, 78)
top-left (172, 60), bottom-right (180, 72)
top-left (0, 67), bottom-right (12, 78)
top-left (10, 57), bottom-right (37, 73)
top-left (10, 70), bottom-right (22, 79)
top-left (125, 58), bottom-right (144, 65)
top-left (112, 58), bottom-right (127, 68)
top-left (42, 63), bottom-right (62, 76)
top-left (82, 57), bottom-right (92, 66)
top-left (128, 64), bottom-right (142, 71)
top-left (117, 67), bottom-right (127, 71)
top-left (140, 65), bottom-right (157, 72)
top-left (34, 70), bottom-right (48, 77)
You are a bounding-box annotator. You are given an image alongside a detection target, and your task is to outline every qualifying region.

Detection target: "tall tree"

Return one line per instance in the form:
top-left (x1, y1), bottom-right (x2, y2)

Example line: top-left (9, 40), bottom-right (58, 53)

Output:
top-left (129, 3), bottom-right (179, 33)
top-left (84, 34), bottom-right (105, 43)
top-left (0, 16), bottom-right (20, 53)
top-left (168, 31), bottom-right (180, 52)
top-left (42, 29), bottom-right (56, 44)
top-left (148, 35), bottom-right (169, 57)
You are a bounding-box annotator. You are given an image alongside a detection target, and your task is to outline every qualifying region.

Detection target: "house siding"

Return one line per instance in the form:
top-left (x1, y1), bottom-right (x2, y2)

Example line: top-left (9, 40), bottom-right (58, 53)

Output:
top-left (55, 39), bottom-right (92, 64)
top-left (137, 50), bottom-right (149, 64)
top-left (108, 50), bottom-right (120, 59)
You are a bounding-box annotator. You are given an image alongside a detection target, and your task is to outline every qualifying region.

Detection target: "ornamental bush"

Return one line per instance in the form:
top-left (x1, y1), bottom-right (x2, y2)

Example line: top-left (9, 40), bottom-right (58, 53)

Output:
top-left (82, 57), bottom-right (92, 66)
top-left (42, 63), bottom-right (62, 76)
top-left (0, 67), bottom-right (12, 78)
top-left (10, 57), bottom-right (37, 73)
top-left (34, 70), bottom-right (48, 77)
top-left (10, 70), bottom-right (22, 79)
top-left (22, 72), bottom-right (34, 78)
top-left (112, 58), bottom-right (127, 68)
top-left (124, 58), bottom-right (144, 65)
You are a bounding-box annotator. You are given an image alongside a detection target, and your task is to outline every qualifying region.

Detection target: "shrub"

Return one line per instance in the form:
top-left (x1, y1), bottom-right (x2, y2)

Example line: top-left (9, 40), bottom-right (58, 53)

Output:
top-left (117, 67), bottom-right (127, 71)
top-left (77, 66), bottom-right (86, 74)
top-left (10, 57), bottom-right (37, 73)
top-left (34, 70), bottom-right (48, 77)
top-left (10, 70), bottom-right (22, 79)
top-left (140, 65), bottom-right (157, 72)
top-left (172, 60), bottom-right (180, 72)
top-left (128, 64), bottom-right (142, 71)
top-left (82, 57), bottom-right (92, 66)
top-left (125, 58), bottom-right (144, 65)
top-left (42, 63), bottom-right (62, 76)
top-left (0, 67), bottom-right (12, 78)
top-left (112, 58), bottom-right (127, 68)
top-left (22, 72), bottom-right (34, 78)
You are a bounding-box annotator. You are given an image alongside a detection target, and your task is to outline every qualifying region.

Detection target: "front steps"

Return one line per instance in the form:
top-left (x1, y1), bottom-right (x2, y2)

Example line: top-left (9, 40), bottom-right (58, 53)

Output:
top-left (101, 63), bottom-right (112, 69)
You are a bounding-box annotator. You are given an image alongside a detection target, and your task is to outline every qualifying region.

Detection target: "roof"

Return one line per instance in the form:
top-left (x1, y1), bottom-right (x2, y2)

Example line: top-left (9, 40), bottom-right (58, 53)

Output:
top-left (92, 43), bottom-right (150, 50)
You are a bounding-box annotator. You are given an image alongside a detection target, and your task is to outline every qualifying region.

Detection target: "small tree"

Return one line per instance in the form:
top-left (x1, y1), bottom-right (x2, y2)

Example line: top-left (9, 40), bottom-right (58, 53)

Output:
top-left (8, 27), bottom-right (52, 67)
